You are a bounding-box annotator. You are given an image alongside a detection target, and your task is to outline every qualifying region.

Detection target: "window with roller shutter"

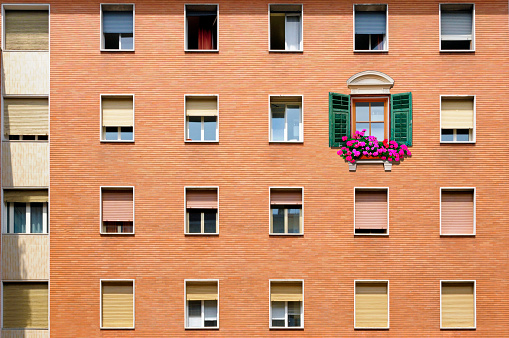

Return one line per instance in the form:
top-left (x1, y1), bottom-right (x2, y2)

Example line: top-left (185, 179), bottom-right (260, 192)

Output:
top-left (101, 187), bottom-right (134, 234)
top-left (101, 280), bottom-right (134, 329)
top-left (440, 188), bottom-right (475, 235)
top-left (355, 281), bottom-right (389, 329)
top-left (441, 281), bottom-right (476, 329)
top-left (354, 188), bottom-right (388, 235)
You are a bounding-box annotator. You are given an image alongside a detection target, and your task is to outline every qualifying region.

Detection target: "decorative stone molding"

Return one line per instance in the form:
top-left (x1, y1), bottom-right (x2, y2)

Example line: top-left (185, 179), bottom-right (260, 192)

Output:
top-left (346, 70), bottom-right (394, 94)
top-left (348, 159), bottom-right (392, 172)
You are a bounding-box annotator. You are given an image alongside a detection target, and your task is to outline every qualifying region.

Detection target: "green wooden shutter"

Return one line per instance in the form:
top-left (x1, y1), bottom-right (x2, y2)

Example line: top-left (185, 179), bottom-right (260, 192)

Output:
top-left (390, 92), bottom-right (413, 146)
top-left (329, 92), bottom-right (350, 147)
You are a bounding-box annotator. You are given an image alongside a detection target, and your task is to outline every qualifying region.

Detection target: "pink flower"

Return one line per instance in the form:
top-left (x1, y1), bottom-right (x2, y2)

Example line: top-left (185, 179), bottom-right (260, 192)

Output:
top-left (399, 150), bottom-right (405, 156)
top-left (363, 151), bottom-right (368, 155)
top-left (337, 150), bottom-right (343, 155)
top-left (381, 156), bottom-right (386, 160)
top-left (346, 156), bottom-right (352, 161)
top-left (401, 144), bottom-right (408, 150)
top-left (342, 136), bottom-right (348, 141)
top-left (347, 151), bottom-right (352, 156)
top-left (407, 151), bottom-right (412, 156)
top-left (388, 158), bottom-right (393, 162)
top-left (373, 152), bottom-right (379, 156)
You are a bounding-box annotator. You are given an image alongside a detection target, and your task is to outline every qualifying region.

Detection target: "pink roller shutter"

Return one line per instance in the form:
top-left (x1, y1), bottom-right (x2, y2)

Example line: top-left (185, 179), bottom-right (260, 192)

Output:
top-left (355, 190), bottom-right (387, 229)
top-left (102, 189), bottom-right (133, 222)
top-left (270, 190), bottom-right (302, 205)
top-left (186, 189), bottom-right (218, 209)
top-left (442, 190), bottom-right (474, 234)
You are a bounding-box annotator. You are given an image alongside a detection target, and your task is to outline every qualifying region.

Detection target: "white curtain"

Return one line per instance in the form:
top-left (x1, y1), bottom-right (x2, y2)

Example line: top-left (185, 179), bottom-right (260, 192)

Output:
top-left (285, 16), bottom-right (301, 50)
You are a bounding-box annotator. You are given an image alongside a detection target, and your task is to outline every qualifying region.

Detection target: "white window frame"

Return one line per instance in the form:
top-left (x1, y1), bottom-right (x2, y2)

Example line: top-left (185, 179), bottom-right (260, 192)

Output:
top-left (100, 186), bottom-right (135, 235)
top-left (184, 279), bottom-right (220, 329)
top-left (268, 4), bottom-right (304, 52)
top-left (268, 95), bottom-right (303, 143)
top-left (184, 186), bottom-right (219, 235)
top-left (4, 201), bottom-right (48, 234)
top-left (354, 187), bottom-right (389, 236)
top-left (354, 280), bottom-right (390, 329)
top-left (440, 280), bottom-right (476, 329)
top-left (100, 94), bottom-right (135, 143)
top-left (1, 4), bottom-right (50, 52)
top-left (269, 186), bottom-right (304, 235)
top-left (353, 4), bottom-right (389, 52)
top-left (440, 187), bottom-right (476, 236)
top-left (439, 3), bottom-right (475, 52)
top-left (184, 94), bottom-right (219, 143)
top-left (100, 3), bottom-right (135, 52)
top-left (269, 279), bottom-right (304, 329)
top-left (439, 95), bottom-right (476, 144)
top-left (100, 279), bottom-right (135, 330)
top-left (184, 4), bottom-right (219, 52)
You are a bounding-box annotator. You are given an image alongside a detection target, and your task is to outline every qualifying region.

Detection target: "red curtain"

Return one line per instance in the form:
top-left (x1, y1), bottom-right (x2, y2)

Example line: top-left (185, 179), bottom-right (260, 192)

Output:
top-left (198, 25), bottom-right (213, 50)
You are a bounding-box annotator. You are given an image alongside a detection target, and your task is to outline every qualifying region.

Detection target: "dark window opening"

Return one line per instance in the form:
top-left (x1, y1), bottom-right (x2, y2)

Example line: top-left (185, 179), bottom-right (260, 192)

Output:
top-left (441, 40), bottom-right (471, 50)
top-left (186, 5), bottom-right (218, 50)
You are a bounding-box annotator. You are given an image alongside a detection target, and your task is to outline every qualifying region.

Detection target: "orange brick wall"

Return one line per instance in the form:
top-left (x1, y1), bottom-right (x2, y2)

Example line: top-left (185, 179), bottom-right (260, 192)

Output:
top-left (5, 0), bottom-right (509, 336)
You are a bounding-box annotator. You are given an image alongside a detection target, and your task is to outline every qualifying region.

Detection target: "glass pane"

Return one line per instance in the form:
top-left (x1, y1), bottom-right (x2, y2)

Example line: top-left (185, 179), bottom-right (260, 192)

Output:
top-left (188, 211), bottom-right (201, 233)
top-left (188, 116), bottom-right (201, 141)
top-left (188, 300), bottom-right (202, 327)
top-left (356, 123), bottom-right (369, 135)
top-left (441, 129), bottom-right (454, 141)
top-left (204, 320), bottom-right (217, 327)
top-left (272, 319), bottom-right (285, 327)
top-left (204, 300), bottom-right (217, 320)
top-left (372, 34), bottom-right (385, 50)
top-left (104, 33), bottom-right (120, 49)
top-left (271, 105), bottom-right (285, 141)
top-left (355, 102), bottom-right (369, 121)
top-left (120, 127), bottom-right (133, 141)
top-left (286, 105), bottom-right (301, 141)
top-left (371, 102), bottom-right (385, 121)
top-left (355, 34), bottom-right (370, 50)
top-left (203, 116), bottom-right (217, 141)
top-left (285, 15), bottom-right (301, 51)
top-left (272, 208), bottom-right (285, 233)
top-left (14, 203), bottom-right (26, 233)
top-left (105, 127), bottom-right (118, 141)
top-left (203, 211), bottom-right (217, 233)
top-left (371, 123), bottom-right (384, 141)
top-left (31, 202), bottom-right (44, 234)
top-left (120, 33), bottom-right (133, 50)
top-left (457, 129), bottom-right (470, 141)
top-left (23, 135), bottom-right (36, 140)
top-left (288, 314), bottom-right (301, 327)
top-left (271, 301), bottom-right (285, 319)
top-left (288, 301), bottom-right (301, 314)
top-left (287, 208), bottom-right (301, 233)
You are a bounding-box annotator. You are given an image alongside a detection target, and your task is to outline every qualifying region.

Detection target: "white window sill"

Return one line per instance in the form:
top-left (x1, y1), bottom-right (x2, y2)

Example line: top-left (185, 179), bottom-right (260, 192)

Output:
top-left (185, 49), bottom-right (219, 53)
top-left (439, 49), bottom-right (475, 53)
top-left (354, 232), bottom-right (389, 236)
top-left (440, 141), bottom-right (475, 144)
top-left (353, 50), bottom-right (388, 53)
top-left (185, 327), bottom-right (219, 330)
top-left (185, 140), bottom-right (219, 143)
top-left (440, 327), bottom-right (476, 330)
top-left (269, 141), bottom-right (303, 144)
top-left (100, 232), bottom-right (135, 235)
top-left (100, 327), bottom-right (135, 330)
top-left (100, 49), bottom-right (135, 52)
top-left (100, 140), bottom-right (135, 143)
top-left (269, 326), bottom-right (304, 330)
top-left (3, 233), bottom-right (49, 235)
top-left (185, 233), bottom-right (219, 236)
top-left (355, 326), bottom-right (389, 330)
top-left (270, 233), bottom-right (303, 236)
top-left (269, 50), bottom-right (303, 53)
top-left (440, 234), bottom-right (475, 236)
top-left (349, 160), bottom-right (392, 171)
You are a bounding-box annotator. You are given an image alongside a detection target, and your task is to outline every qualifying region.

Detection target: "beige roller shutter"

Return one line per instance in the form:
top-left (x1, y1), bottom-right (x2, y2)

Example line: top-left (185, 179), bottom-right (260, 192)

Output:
top-left (3, 282), bottom-right (48, 329)
top-left (270, 189), bottom-right (302, 205)
top-left (270, 282), bottom-right (303, 302)
top-left (102, 189), bottom-right (134, 222)
top-left (442, 282), bottom-right (475, 328)
top-left (4, 98), bottom-right (49, 136)
top-left (355, 190), bottom-right (388, 229)
top-left (270, 96), bottom-right (302, 104)
top-left (186, 189), bottom-right (218, 209)
top-left (441, 190), bottom-right (474, 235)
top-left (186, 281), bottom-right (218, 300)
top-left (102, 97), bottom-right (134, 127)
top-left (4, 189), bottom-right (48, 203)
top-left (441, 98), bottom-right (474, 129)
top-left (102, 281), bottom-right (134, 328)
top-left (355, 282), bottom-right (388, 328)
top-left (186, 97), bottom-right (218, 117)
top-left (5, 10), bottom-right (49, 51)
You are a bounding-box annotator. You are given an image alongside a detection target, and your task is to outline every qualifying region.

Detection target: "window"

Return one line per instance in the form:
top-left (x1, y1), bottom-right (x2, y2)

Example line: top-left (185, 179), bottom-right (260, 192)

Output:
top-left (101, 4), bottom-right (134, 51)
top-left (4, 190), bottom-right (48, 234)
top-left (440, 96), bottom-right (475, 142)
top-left (270, 281), bottom-right (303, 328)
top-left (4, 8), bottom-right (48, 51)
top-left (329, 91), bottom-right (412, 147)
top-left (4, 98), bottom-right (49, 141)
top-left (441, 188), bottom-right (475, 235)
top-left (101, 188), bottom-right (134, 234)
top-left (270, 188), bottom-right (302, 234)
top-left (355, 281), bottom-right (389, 329)
top-left (440, 4), bottom-right (474, 51)
top-left (185, 96), bottom-right (218, 142)
top-left (441, 281), bottom-right (475, 329)
top-left (185, 5), bottom-right (218, 51)
top-left (185, 280), bottom-right (219, 328)
top-left (101, 96), bottom-right (134, 141)
top-left (269, 5), bottom-right (302, 51)
top-left (355, 188), bottom-right (388, 235)
top-left (3, 282), bottom-right (48, 329)
top-left (186, 188), bottom-right (218, 234)
top-left (101, 280), bottom-right (134, 329)
top-left (270, 96), bottom-right (302, 142)
top-left (354, 5), bottom-right (388, 51)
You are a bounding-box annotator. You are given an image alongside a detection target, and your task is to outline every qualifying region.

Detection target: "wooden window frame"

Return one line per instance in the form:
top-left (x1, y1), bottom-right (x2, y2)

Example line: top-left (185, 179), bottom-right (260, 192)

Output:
top-left (100, 94), bottom-right (135, 143)
top-left (184, 187), bottom-right (219, 235)
top-left (440, 280), bottom-right (476, 330)
top-left (100, 186), bottom-right (135, 235)
top-left (100, 3), bottom-right (135, 52)
top-left (184, 279), bottom-right (220, 330)
top-left (269, 279), bottom-right (304, 329)
top-left (100, 279), bottom-right (135, 330)
top-left (351, 97), bottom-right (389, 140)
top-left (354, 280), bottom-right (390, 330)
top-left (354, 187), bottom-right (389, 236)
top-left (440, 187), bottom-right (476, 236)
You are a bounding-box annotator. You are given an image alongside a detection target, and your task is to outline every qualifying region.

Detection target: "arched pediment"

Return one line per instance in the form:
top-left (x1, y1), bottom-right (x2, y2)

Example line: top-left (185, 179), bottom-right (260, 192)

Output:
top-left (346, 71), bottom-right (394, 94)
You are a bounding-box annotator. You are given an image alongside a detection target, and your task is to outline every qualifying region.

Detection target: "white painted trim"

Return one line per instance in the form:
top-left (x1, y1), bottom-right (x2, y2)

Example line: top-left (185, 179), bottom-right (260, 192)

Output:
top-left (100, 3), bottom-right (135, 52)
top-left (268, 4), bottom-right (304, 52)
top-left (440, 187), bottom-right (476, 236)
top-left (99, 186), bottom-right (135, 235)
top-left (439, 95), bottom-right (476, 143)
top-left (352, 4), bottom-right (389, 52)
top-left (184, 94), bottom-right (219, 143)
top-left (1, 4), bottom-right (50, 52)
top-left (100, 279), bottom-right (135, 330)
top-left (184, 186), bottom-right (219, 235)
top-left (354, 187), bottom-right (389, 236)
top-left (268, 95), bottom-right (304, 143)
top-left (184, 279), bottom-right (220, 329)
top-left (440, 280), bottom-right (476, 329)
top-left (184, 4), bottom-right (219, 52)
top-left (354, 280), bottom-right (390, 329)
top-left (99, 94), bottom-right (135, 143)
top-left (269, 186), bottom-right (304, 235)
top-left (439, 3), bottom-right (475, 52)
top-left (269, 279), bottom-right (304, 329)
